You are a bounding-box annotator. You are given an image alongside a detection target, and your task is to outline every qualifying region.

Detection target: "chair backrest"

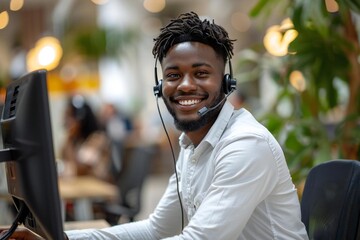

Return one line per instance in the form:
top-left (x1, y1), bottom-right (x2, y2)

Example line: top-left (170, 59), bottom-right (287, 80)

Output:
top-left (117, 146), bottom-right (155, 213)
top-left (301, 159), bottom-right (360, 240)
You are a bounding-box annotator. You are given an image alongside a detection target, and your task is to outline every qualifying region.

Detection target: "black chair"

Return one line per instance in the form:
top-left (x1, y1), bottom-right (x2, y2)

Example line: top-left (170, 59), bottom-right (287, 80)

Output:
top-left (102, 145), bottom-right (156, 225)
top-left (301, 159), bottom-right (360, 240)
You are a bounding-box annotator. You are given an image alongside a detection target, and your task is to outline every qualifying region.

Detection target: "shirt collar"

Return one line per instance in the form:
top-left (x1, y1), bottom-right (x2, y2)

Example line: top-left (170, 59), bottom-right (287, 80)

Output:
top-left (179, 100), bottom-right (234, 148)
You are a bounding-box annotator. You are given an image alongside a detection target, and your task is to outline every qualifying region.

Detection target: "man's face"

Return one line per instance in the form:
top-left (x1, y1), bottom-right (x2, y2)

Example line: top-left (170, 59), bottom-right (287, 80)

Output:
top-left (161, 41), bottom-right (225, 132)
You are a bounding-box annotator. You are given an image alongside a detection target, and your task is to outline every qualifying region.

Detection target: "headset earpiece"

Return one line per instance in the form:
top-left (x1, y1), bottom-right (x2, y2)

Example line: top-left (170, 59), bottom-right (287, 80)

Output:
top-left (153, 57), bottom-right (163, 97)
top-left (223, 58), bottom-right (237, 94)
top-left (222, 73), bottom-right (237, 94)
top-left (153, 80), bottom-right (163, 97)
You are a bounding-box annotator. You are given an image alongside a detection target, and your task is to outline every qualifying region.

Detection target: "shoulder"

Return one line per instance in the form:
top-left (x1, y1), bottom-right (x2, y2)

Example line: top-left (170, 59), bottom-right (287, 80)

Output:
top-left (229, 109), bottom-right (269, 136)
top-left (213, 109), bottom-right (286, 177)
top-left (226, 109), bottom-right (282, 151)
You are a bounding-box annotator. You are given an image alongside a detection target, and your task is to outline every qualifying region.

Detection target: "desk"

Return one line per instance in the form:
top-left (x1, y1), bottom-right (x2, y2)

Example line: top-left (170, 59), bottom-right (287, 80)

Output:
top-left (64, 219), bottom-right (110, 230)
top-left (1, 220), bottom-right (110, 238)
top-left (59, 176), bottom-right (117, 201)
top-left (59, 176), bottom-right (118, 221)
top-left (0, 176), bottom-right (118, 221)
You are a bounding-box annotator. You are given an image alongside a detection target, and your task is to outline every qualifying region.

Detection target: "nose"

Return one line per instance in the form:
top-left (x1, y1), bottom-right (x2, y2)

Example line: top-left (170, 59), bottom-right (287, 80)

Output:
top-left (177, 74), bottom-right (197, 92)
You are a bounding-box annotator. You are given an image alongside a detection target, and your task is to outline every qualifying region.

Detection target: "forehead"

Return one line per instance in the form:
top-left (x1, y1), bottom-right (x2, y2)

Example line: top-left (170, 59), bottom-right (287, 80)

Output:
top-left (162, 42), bottom-right (223, 66)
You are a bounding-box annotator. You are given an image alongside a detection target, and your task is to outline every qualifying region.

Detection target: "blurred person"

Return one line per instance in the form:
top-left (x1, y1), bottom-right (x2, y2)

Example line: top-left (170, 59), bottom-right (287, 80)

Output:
top-left (59, 94), bottom-right (111, 182)
top-left (3, 12), bottom-right (308, 239)
top-left (98, 103), bottom-right (133, 179)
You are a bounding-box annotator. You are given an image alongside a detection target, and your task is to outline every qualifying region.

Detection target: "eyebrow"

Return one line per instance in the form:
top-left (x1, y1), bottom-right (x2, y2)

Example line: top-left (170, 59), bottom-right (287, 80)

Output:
top-left (164, 62), bottom-right (212, 71)
top-left (192, 62), bottom-right (212, 68)
top-left (164, 65), bottom-right (179, 71)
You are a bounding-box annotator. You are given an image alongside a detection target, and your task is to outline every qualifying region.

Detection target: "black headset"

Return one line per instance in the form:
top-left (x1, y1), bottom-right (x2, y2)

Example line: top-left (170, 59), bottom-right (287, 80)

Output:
top-left (153, 56), bottom-right (237, 98)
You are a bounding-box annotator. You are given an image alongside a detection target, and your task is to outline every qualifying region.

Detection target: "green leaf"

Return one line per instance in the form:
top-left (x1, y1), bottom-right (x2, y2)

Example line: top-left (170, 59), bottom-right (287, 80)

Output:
top-left (340, 0), bottom-right (360, 13)
top-left (249, 0), bottom-right (270, 17)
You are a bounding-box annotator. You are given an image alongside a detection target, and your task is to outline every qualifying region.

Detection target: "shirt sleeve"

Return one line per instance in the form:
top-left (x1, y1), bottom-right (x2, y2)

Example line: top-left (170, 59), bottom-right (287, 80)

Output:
top-left (65, 220), bottom-right (153, 240)
top-left (166, 133), bottom-right (281, 240)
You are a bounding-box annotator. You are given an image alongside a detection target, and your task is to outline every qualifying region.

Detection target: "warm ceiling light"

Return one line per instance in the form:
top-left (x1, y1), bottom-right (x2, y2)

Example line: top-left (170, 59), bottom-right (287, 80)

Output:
top-left (143, 0), bottom-right (165, 13)
top-left (38, 45), bottom-right (57, 66)
top-left (27, 36), bottom-right (63, 71)
top-left (290, 70), bottom-right (306, 92)
top-left (0, 11), bottom-right (9, 29)
top-left (263, 19), bottom-right (298, 57)
top-left (10, 0), bottom-right (24, 11)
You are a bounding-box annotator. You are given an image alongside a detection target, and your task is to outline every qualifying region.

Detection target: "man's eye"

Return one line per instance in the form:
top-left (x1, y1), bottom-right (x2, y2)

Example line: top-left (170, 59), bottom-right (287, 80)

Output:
top-left (166, 73), bottom-right (180, 80)
top-left (196, 71), bottom-right (209, 77)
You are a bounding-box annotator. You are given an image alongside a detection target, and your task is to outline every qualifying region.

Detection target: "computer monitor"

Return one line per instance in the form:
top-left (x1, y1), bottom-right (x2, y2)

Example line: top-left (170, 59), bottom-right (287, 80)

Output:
top-left (0, 69), bottom-right (64, 239)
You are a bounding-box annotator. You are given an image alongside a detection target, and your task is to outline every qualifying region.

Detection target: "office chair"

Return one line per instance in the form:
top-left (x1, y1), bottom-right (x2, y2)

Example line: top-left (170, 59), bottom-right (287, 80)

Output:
top-left (102, 145), bottom-right (155, 225)
top-left (301, 159), bottom-right (360, 240)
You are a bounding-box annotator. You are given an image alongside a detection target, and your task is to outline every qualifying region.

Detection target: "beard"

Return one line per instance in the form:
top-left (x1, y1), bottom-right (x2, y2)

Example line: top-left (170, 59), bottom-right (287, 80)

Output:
top-left (163, 92), bottom-right (224, 132)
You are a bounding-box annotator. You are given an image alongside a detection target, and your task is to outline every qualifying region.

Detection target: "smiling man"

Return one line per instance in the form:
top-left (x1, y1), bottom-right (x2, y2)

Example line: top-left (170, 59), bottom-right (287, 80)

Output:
top-left (5, 12), bottom-right (308, 240)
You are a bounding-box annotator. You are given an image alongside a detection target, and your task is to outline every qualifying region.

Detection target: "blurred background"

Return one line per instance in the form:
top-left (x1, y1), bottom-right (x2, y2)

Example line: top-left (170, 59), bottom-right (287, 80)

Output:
top-left (0, 0), bottom-right (359, 225)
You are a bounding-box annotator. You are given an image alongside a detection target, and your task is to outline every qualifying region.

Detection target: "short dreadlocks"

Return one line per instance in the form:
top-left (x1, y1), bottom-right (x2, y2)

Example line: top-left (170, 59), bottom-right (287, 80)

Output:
top-left (152, 12), bottom-right (235, 63)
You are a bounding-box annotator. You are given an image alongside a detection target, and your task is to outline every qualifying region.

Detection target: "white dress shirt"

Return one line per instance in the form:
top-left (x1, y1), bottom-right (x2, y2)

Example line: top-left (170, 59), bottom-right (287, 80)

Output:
top-left (66, 101), bottom-right (308, 240)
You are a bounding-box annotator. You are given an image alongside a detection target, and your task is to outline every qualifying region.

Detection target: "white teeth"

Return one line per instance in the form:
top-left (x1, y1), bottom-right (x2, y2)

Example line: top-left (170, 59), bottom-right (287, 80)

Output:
top-left (179, 99), bottom-right (201, 106)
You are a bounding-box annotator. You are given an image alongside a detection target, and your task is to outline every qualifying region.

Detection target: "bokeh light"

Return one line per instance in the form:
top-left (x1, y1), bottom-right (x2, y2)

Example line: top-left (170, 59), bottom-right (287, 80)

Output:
top-left (143, 0), bottom-right (166, 13)
top-left (10, 0), bottom-right (24, 11)
top-left (263, 18), bottom-right (298, 57)
top-left (290, 70), bottom-right (306, 92)
top-left (27, 36), bottom-right (63, 72)
top-left (0, 11), bottom-right (9, 30)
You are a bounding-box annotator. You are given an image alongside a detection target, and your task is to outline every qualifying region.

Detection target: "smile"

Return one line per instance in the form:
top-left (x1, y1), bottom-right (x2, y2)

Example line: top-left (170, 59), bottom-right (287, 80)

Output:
top-left (178, 99), bottom-right (201, 106)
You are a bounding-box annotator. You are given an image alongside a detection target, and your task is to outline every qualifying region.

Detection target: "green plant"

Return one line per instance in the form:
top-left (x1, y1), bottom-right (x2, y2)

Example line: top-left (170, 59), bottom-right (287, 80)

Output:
top-left (238, 0), bottom-right (360, 184)
top-left (63, 26), bottom-right (138, 60)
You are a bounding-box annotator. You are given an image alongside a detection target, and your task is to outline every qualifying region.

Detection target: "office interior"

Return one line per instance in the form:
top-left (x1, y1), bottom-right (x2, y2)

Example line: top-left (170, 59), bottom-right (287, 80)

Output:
top-left (0, 0), bottom-right (359, 228)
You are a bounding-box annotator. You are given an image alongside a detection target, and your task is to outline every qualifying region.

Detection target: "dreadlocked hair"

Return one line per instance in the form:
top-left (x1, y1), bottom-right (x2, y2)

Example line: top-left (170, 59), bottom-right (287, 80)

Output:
top-left (152, 12), bottom-right (235, 63)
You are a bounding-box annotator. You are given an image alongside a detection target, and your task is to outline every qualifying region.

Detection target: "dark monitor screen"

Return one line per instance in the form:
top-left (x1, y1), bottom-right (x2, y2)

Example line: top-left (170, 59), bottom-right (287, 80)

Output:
top-left (0, 69), bottom-right (64, 239)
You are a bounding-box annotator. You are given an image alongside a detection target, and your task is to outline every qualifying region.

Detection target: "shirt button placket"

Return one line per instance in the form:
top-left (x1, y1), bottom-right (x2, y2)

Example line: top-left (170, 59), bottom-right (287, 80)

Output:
top-left (188, 152), bottom-right (198, 219)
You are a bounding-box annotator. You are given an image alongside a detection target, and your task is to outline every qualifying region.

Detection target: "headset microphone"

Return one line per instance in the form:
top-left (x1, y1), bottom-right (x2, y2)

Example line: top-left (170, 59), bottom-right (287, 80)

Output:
top-left (197, 89), bottom-right (235, 117)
